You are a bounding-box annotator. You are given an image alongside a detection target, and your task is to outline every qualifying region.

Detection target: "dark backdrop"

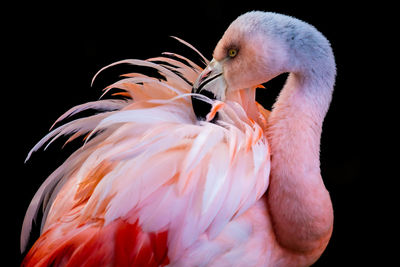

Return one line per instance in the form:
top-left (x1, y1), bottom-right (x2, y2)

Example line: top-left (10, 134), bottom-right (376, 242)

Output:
top-left (5, 1), bottom-right (378, 266)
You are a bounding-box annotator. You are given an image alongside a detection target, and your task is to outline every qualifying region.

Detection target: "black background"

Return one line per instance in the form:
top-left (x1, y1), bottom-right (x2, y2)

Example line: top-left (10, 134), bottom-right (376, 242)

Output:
top-left (5, 1), bottom-right (381, 266)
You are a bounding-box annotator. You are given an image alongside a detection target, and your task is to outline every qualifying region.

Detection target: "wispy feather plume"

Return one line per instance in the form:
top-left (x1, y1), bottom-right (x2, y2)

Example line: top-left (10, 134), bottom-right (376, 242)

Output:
top-left (21, 38), bottom-right (271, 265)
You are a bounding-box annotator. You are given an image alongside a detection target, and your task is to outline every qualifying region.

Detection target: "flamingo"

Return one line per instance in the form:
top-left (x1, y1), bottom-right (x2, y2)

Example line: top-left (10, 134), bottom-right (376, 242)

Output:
top-left (21, 11), bottom-right (335, 266)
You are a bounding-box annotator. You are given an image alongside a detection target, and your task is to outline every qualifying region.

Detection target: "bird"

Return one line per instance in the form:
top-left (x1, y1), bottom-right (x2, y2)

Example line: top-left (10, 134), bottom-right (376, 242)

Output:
top-left (21, 11), bottom-right (336, 267)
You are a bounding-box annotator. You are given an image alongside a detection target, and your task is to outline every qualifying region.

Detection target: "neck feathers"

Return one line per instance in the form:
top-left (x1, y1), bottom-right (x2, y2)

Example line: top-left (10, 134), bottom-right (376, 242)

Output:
top-left (265, 66), bottom-right (335, 254)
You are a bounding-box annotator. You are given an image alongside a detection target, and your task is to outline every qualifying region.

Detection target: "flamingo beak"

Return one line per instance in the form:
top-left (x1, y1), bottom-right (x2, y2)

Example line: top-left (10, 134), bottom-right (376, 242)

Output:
top-left (192, 59), bottom-right (227, 120)
top-left (192, 59), bottom-right (226, 100)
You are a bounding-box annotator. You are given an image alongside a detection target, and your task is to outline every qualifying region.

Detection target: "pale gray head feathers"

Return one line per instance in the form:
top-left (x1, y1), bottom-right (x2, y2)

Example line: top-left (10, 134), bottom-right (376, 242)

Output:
top-left (212, 11), bottom-right (336, 92)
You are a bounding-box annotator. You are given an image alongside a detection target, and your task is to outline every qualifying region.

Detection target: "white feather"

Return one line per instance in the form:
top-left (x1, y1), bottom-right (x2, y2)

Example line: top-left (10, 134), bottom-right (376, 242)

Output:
top-left (22, 37), bottom-right (272, 265)
top-left (201, 144), bottom-right (229, 214)
top-left (25, 112), bottom-right (112, 162)
top-left (50, 99), bottom-right (127, 130)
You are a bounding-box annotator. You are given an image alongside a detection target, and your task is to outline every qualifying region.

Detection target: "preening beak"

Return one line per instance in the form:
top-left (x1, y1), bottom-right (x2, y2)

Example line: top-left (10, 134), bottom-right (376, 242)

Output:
top-left (191, 59), bottom-right (227, 121)
top-left (192, 59), bottom-right (226, 100)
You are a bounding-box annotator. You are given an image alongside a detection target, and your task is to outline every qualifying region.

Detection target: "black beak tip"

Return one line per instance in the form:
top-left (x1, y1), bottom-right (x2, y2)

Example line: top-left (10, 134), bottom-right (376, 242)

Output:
top-left (191, 88), bottom-right (219, 123)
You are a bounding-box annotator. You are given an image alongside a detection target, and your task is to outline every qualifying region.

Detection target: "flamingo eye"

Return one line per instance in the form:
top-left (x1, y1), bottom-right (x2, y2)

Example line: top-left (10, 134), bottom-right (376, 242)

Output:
top-left (228, 48), bottom-right (237, 58)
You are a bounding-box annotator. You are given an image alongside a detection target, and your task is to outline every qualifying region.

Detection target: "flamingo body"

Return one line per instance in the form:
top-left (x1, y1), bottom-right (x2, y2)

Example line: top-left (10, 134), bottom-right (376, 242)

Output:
top-left (22, 11), bottom-right (336, 267)
top-left (22, 48), bottom-right (272, 267)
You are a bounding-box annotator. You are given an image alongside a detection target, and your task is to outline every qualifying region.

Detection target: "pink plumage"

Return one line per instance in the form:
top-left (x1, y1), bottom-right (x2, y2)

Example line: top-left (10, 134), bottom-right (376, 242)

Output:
top-left (21, 11), bottom-right (335, 267)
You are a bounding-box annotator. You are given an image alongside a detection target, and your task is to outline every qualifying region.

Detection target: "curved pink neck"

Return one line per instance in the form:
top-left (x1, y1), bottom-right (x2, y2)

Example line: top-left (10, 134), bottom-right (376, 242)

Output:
top-left (265, 72), bottom-right (334, 254)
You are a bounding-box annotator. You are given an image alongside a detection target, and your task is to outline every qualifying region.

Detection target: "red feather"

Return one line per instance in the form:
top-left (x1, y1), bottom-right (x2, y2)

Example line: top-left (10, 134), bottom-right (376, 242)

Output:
top-left (22, 219), bottom-right (169, 267)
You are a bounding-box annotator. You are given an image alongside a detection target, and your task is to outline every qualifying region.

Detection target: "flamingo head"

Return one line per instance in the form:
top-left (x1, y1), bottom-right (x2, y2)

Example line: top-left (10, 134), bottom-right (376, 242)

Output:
top-left (191, 11), bottom-right (335, 120)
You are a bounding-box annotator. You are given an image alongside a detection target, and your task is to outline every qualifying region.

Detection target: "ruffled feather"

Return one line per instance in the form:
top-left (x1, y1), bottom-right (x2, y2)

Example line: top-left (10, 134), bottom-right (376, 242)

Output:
top-left (21, 38), bottom-right (271, 266)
